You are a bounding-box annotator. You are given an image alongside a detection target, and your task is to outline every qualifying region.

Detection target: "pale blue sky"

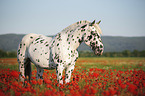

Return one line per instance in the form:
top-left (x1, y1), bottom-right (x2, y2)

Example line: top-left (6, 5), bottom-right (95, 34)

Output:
top-left (0, 0), bottom-right (145, 36)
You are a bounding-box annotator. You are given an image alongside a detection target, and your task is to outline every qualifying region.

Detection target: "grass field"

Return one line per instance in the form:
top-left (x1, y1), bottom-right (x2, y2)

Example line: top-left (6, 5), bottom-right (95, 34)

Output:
top-left (0, 57), bottom-right (145, 96)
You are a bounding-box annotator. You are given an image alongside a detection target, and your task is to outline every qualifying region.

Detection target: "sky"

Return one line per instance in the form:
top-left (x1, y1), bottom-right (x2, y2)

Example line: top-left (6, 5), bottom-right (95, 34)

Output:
top-left (0, 0), bottom-right (145, 37)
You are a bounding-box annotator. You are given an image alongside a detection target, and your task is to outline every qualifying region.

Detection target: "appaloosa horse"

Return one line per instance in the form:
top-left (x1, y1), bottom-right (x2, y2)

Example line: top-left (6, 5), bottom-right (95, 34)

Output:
top-left (17, 20), bottom-right (104, 84)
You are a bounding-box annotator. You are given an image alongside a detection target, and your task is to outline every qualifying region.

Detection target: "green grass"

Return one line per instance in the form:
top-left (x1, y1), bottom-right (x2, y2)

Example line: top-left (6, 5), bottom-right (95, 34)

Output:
top-left (1, 57), bottom-right (145, 71)
top-left (0, 64), bottom-right (19, 70)
top-left (76, 57), bottom-right (145, 71)
top-left (0, 63), bottom-right (36, 71)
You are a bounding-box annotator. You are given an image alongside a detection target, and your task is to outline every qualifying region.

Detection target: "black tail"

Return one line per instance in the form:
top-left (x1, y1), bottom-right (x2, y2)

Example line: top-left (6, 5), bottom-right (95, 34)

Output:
top-left (24, 58), bottom-right (31, 81)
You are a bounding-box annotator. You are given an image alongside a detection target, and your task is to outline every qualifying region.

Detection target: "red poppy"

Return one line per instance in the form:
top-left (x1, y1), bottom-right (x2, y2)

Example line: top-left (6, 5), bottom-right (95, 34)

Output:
top-left (92, 73), bottom-right (99, 78)
top-left (102, 90), bottom-right (110, 96)
top-left (44, 78), bottom-right (52, 84)
top-left (10, 70), bottom-right (19, 78)
top-left (127, 83), bottom-right (138, 95)
top-left (120, 84), bottom-right (126, 89)
top-left (31, 80), bottom-right (37, 85)
top-left (37, 79), bottom-right (43, 85)
top-left (108, 87), bottom-right (117, 95)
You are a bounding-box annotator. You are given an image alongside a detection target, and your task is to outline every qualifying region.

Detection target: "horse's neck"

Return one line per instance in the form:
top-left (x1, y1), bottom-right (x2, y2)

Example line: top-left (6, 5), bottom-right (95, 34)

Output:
top-left (62, 20), bottom-right (90, 32)
top-left (66, 20), bottom-right (90, 50)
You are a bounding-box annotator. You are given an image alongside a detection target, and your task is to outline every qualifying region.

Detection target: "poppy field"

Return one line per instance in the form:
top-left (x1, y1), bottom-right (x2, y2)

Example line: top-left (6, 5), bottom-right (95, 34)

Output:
top-left (0, 57), bottom-right (145, 96)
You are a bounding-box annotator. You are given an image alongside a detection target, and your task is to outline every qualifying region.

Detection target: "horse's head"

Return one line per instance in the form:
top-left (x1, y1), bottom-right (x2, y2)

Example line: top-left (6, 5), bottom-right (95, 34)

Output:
top-left (82, 20), bottom-right (104, 56)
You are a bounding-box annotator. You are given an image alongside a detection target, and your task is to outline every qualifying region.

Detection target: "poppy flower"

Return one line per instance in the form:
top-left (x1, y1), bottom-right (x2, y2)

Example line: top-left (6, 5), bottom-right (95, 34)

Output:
top-left (31, 80), bottom-right (37, 85)
top-left (120, 84), bottom-right (126, 89)
top-left (127, 83), bottom-right (138, 95)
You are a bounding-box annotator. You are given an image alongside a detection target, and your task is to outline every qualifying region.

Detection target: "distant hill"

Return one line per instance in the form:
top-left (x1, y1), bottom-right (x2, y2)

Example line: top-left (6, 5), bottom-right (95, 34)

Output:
top-left (0, 34), bottom-right (145, 52)
top-left (0, 34), bottom-right (25, 51)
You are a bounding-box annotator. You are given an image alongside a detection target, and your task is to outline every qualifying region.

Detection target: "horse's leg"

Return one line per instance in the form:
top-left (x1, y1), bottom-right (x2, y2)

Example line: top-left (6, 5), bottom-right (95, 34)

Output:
top-left (24, 58), bottom-right (31, 81)
top-left (36, 67), bottom-right (44, 79)
top-left (65, 64), bottom-right (75, 83)
top-left (18, 59), bottom-right (25, 82)
top-left (17, 42), bottom-right (27, 82)
top-left (56, 64), bottom-right (64, 84)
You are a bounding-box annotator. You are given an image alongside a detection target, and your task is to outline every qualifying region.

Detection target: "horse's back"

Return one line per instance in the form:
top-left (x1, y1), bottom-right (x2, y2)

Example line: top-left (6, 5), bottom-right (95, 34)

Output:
top-left (21, 33), bottom-right (40, 47)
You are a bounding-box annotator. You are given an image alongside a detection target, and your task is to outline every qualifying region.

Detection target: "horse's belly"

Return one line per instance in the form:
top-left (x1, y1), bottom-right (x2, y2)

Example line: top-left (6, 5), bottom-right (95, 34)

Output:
top-left (28, 48), bottom-right (50, 68)
top-left (28, 49), bottom-right (56, 69)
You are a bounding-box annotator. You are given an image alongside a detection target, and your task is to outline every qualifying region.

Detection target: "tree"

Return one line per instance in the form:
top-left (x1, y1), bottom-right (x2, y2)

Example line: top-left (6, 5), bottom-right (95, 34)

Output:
top-left (122, 50), bottom-right (131, 57)
top-left (140, 50), bottom-right (145, 57)
top-left (8, 51), bottom-right (17, 57)
top-left (132, 50), bottom-right (139, 57)
top-left (0, 49), bottom-right (7, 58)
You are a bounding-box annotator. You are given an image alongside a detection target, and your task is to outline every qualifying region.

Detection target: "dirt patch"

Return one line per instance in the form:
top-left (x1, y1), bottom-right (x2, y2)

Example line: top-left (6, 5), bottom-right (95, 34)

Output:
top-left (0, 58), bottom-right (17, 65)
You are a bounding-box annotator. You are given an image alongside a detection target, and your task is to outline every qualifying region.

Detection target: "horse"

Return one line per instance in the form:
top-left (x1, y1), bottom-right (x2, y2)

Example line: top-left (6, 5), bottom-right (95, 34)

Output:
top-left (17, 20), bottom-right (104, 84)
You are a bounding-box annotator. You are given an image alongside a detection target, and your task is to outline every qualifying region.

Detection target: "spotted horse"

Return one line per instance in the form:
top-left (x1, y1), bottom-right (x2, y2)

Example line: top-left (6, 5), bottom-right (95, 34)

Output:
top-left (17, 20), bottom-right (104, 84)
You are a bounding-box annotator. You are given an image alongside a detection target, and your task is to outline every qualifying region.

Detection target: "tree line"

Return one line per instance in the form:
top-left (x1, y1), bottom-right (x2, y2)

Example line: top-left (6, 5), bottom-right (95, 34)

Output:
top-left (79, 50), bottom-right (145, 57)
top-left (0, 49), bottom-right (145, 58)
top-left (0, 49), bottom-right (17, 58)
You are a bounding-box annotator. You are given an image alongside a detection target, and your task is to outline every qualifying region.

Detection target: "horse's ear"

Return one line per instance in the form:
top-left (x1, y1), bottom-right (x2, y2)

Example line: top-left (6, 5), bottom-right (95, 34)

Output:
top-left (96, 20), bottom-right (101, 24)
top-left (81, 24), bottom-right (87, 28)
top-left (89, 20), bottom-right (96, 26)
